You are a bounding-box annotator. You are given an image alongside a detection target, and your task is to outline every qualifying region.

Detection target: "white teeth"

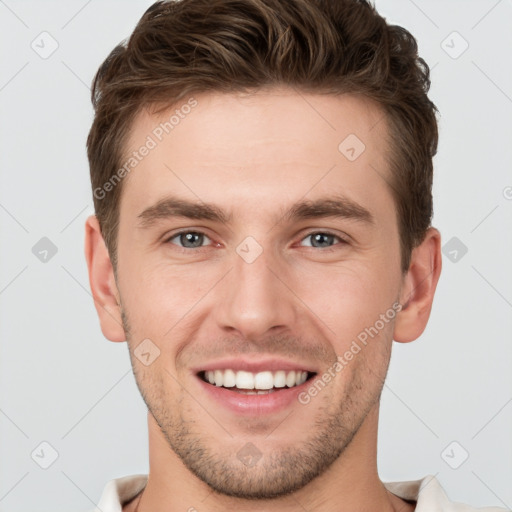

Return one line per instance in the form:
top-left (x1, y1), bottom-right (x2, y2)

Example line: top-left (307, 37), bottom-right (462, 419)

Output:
top-left (236, 370), bottom-right (254, 389)
top-left (214, 369), bottom-right (224, 387)
top-left (254, 371), bottom-right (274, 390)
top-left (203, 369), bottom-right (310, 389)
top-left (223, 369), bottom-right (236, 388)
top-left (242, 389), bottom-right (276, 395)
top-left (285, 371), bottom-right (297, 387)
top-left (274, 370), bottom-right (286, 388)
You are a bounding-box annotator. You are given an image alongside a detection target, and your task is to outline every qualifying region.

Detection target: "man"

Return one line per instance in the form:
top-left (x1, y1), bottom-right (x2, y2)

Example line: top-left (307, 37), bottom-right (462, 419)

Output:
top-left (83, 0), bottom-right (506, 511)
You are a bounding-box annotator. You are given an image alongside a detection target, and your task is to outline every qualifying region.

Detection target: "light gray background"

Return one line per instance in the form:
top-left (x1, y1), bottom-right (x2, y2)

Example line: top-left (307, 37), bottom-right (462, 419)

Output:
top-left (1, 1), bottom-right (511, 511)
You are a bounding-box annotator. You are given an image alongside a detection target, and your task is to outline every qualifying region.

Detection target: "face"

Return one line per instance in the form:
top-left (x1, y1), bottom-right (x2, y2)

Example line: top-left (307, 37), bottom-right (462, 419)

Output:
top-left (114, 88), bottom-right (404, 498)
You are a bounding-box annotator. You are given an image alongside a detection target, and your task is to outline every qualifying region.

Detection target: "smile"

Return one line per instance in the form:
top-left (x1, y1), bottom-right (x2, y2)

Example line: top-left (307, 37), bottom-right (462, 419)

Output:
top-left (199, 369), bottom-right (315, 394)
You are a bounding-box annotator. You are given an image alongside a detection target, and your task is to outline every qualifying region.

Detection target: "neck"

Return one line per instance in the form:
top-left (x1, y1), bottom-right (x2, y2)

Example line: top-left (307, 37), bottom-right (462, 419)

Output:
top-left (130, 405), bottom-right (414, 512)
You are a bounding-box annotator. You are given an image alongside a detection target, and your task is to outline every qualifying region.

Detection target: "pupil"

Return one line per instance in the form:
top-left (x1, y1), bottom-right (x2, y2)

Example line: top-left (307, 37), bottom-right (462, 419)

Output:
top-left (181, 232), bottom-right (202, 248)
top-left (312, 233), bottom-right (333, 247)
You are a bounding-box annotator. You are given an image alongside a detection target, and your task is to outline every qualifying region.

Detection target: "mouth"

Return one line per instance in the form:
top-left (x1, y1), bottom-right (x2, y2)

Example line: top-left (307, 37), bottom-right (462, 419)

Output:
top-left (192, 358), bottom-right (320, 415)
top-left (197, 369), bottom-right (317, 394)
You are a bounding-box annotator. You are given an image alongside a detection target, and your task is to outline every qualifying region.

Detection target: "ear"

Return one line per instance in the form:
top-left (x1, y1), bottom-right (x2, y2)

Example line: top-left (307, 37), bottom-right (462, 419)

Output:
top-left (84, 215), bottom-right (126, 342)
top-left (393, 227), bottom-right (442, 343)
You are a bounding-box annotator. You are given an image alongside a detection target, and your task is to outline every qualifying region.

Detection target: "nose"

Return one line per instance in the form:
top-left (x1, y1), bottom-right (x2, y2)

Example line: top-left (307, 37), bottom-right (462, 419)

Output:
top-left (215, 244), bottom-right (298, 340)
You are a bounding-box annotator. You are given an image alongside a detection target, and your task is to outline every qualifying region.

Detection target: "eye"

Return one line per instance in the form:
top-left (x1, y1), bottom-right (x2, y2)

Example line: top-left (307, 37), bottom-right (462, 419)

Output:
top-left (166, 230), bottom-right (212, 249)
top-left (300, 232), bottom-right (347, 249)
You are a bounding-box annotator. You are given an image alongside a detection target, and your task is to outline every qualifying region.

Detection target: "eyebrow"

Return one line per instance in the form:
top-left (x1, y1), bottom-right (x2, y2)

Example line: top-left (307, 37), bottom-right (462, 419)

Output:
top-left (137, 194), bottom-right (374, 228)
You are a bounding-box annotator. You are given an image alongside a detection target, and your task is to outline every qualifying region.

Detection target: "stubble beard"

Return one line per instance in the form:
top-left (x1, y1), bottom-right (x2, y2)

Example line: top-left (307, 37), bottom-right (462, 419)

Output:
top-left (121, 307), bottom-right (390, 500)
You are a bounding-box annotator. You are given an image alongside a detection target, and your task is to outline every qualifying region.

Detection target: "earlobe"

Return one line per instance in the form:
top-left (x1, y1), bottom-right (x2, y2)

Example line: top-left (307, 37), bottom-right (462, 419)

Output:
top-left (84, 215), bottom-right (126, 342)
top-left (393, 227), bottom-right (442, 343)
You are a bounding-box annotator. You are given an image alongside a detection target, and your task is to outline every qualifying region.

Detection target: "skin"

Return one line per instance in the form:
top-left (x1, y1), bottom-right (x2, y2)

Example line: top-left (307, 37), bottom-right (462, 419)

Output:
top-left (85, 88), bottom-right (441, 512)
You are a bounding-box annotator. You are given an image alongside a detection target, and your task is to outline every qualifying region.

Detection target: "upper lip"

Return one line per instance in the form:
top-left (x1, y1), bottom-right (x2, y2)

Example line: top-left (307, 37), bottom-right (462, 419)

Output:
top-left (192, 357), bottom-right (319, 375)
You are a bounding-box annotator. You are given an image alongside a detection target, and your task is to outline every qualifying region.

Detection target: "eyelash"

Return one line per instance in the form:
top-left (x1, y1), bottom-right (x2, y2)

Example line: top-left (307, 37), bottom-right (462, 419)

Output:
top-left (164, 229), bottom-right (349, 252)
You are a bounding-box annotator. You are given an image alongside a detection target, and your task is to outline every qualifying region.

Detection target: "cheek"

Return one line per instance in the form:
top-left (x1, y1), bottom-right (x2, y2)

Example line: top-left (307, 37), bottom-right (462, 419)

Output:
top-left (119, 261), bottom-right (211, 334)
top-left (293, 260), bottom-right (400, 340)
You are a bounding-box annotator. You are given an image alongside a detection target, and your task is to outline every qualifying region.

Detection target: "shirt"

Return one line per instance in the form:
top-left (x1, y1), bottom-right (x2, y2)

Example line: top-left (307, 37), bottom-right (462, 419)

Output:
top-left (87, 474), bottom-right (509, 511)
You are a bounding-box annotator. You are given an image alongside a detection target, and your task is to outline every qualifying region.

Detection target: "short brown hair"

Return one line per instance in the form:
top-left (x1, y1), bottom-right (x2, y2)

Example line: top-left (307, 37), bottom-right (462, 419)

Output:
top-left (87, 0), bottom-right (438, 272)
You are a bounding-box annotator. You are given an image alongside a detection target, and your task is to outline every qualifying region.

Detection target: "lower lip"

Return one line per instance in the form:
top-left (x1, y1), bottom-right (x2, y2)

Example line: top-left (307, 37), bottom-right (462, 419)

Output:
top-left (195, 374), bottom-right (312, 415)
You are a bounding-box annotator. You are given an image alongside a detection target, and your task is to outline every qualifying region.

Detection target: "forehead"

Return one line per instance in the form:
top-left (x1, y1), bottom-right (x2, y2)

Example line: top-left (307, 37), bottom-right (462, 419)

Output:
top-left (120, 88), bottom-right (393, 224)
